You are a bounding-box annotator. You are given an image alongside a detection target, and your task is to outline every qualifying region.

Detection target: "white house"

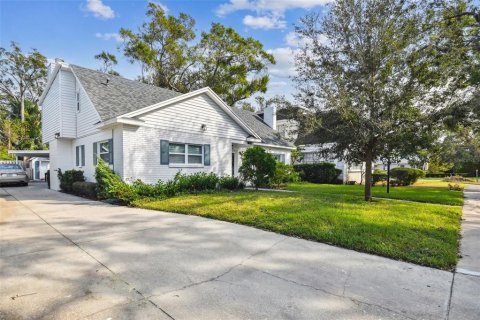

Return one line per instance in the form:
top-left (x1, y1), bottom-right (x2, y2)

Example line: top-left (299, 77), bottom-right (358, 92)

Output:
top-left (40, 60), bottom-right (294, 190)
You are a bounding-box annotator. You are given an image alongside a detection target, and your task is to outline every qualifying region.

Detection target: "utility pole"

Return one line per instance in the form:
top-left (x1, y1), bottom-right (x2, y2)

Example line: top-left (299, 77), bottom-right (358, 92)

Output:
top-left (387, 158), bottom-right (391, 194)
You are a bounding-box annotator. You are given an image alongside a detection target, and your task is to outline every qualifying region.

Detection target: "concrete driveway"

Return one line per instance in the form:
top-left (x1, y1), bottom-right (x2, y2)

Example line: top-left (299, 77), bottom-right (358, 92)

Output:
top-left (0, 184), bottom-right (477, 319)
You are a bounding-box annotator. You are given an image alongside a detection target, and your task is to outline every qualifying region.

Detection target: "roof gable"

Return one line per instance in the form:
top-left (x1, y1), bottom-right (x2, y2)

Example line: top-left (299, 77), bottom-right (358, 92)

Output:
top-left (70, 65), bottom-right (182, 121)
top-left (231, 108), bottom-right (294, 148)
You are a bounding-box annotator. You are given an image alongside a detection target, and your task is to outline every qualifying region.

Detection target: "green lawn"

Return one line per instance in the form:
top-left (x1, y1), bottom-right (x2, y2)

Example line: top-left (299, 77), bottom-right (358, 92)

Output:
top-left (134, 182), bottom-right (463, 270)
top-left (287, 182), bottom-right (464, 206)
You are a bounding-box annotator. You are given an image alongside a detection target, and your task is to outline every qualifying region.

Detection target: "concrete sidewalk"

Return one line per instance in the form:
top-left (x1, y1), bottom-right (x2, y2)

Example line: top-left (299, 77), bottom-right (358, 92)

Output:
top-left (448, 184), bottom-right (480, 319)
top-left (0, 184), bottom-right (476, 319)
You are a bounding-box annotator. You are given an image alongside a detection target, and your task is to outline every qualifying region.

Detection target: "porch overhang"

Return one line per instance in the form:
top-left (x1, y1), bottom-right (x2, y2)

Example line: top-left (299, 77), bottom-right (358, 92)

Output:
top-left (8, 150), bottom-right (50, 158)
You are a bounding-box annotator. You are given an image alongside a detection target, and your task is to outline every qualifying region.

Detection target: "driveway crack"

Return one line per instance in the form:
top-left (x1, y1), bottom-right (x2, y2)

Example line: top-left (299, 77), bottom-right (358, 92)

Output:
top-left (151, 236), bottom-right (288, 297)
top-left (445, 272), bottom-right (456, 320)
top-left (258, 269), bottom-right (416, 320)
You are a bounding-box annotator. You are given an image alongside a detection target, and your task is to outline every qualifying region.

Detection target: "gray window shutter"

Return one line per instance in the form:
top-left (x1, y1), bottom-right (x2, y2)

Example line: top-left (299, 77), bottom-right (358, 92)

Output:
top-left (76, 146), bottom-right (79, 166)
top-left (204, 144), bottom-right (210, 166)
top-left (160, 140), bottom-right (169, 165)
top-left (93, 142), bottom-right (97, 165)
top-left (81, 145), bottom-right (85, 166)
top-left (108, 139), bottom-right (114, 165)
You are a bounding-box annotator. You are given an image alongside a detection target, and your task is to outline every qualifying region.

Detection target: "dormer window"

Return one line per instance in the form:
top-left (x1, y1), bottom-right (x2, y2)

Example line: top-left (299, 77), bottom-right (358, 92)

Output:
top-left (76, 92), bottom-right (80, 111)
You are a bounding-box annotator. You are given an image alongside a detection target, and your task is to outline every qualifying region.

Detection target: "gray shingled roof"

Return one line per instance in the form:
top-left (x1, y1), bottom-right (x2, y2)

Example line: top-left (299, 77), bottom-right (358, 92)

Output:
top-left (70, 65), bottom-right (182, 121)
top-left (71, 64), bottom-right (292, 148)
top-left (231, 108), bottom-right (294, 147)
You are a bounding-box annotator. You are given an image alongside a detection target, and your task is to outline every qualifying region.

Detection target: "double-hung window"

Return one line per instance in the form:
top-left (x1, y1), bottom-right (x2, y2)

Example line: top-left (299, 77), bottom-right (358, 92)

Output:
top-left (168, 143), bottom-right (203, 165)
top-left (99, 141), bottom-right (111, 163)
top-left (76, 145), bottom-right (85, 167)
top-left (93, 139), bottom-right (113, 165)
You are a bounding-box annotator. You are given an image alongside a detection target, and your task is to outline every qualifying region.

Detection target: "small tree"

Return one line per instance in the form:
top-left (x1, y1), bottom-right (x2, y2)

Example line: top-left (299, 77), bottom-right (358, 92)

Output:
top-left (94, 51), bottom-right (120, 76)
top-left (239, 146), bottom-right (276, 190)
top-left (294, 0), bottom-right (439, 201)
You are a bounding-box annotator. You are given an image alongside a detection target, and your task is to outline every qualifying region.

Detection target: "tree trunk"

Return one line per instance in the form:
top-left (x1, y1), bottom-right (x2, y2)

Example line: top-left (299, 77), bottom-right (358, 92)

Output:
top-left (20, 94), bottom-right (25, 123)
top-left (364, 154), bottom-right (373, 201)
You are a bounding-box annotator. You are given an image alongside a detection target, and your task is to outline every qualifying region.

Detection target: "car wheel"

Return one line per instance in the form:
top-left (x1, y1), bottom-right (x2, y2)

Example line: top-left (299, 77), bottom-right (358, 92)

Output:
top-left (22, 182), bottom-right (28, 187)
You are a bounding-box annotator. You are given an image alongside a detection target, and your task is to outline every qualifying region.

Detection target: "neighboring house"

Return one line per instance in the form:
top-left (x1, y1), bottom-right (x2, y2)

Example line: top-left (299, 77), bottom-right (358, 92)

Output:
top-left (275, 112), bottom-right (419, 184)
top-left (40, 60), bottom-right (294, 191)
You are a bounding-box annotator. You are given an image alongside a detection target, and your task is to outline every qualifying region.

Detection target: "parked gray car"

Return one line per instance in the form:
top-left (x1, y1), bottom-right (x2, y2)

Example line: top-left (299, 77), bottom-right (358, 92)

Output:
top-left (0, 163), bottom-right (29, 186)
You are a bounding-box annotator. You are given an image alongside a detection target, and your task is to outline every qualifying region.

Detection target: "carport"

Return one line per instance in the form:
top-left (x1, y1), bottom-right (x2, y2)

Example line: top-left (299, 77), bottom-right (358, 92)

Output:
top-left (7, 150), bottom-right (50, 181)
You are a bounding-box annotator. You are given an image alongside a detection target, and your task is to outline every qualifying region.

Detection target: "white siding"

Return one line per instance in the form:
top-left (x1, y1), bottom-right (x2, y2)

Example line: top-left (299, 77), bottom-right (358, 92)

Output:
top-left (71, 130), bottom-right (115, 182)
top-left (122, 126), bottom-right (235, 184)
top-left (136, 93), bottom-right (249, 141)
top-left (41, 74), bottom-right (61, 143)
top-left (60, 70), bottom-right (77, 138)
top-left (49, 138), bottom-right (73, 190)
top-left (76, 78), bottom-right (101, 137)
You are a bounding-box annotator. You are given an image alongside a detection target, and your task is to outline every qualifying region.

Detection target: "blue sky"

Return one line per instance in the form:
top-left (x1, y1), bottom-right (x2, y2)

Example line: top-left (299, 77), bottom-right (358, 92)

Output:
top-left (0, 0), bottom-right (332, 103)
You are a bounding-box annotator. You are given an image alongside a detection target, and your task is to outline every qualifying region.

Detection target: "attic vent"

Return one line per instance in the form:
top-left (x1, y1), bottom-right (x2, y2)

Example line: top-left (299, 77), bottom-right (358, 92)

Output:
top-left (101, 77), bottom-right (110, 85)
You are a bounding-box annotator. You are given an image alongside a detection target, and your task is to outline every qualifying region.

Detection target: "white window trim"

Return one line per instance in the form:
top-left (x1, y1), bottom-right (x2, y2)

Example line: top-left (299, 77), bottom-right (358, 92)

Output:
top-left (168, 143), bottom-right (204, 168)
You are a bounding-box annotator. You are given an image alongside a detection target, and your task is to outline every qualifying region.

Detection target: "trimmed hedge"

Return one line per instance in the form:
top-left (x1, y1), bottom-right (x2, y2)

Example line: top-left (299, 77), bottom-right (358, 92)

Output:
top-left (72, 181), bottom-right (97, 199)
top-left (58, 169), bottom-right (85, 192)
top-left (294, 163), bottom-right (342, 184)
top-left (219, 176), bottom-right (244, 190)
top-left (426, 173), bottom-right (448, 178)
top-left (372, 169), bottom-right (388, 186)
top-left (391, 167), bottom-right (425, 186)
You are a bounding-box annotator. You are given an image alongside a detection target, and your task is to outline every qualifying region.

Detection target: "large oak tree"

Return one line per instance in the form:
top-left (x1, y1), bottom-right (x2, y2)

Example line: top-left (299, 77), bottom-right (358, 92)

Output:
top-left (119, 2), bottom-right (274, 105)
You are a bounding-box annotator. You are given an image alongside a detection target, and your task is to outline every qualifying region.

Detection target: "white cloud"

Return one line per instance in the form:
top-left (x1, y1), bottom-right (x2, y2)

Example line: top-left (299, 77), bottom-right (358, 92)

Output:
top-left (85, 0), bottom-right (115, 19)
top-left (284, 31), bottom-right (329, 47)
top-left (243, 15), bottom-right (286, 29)
top-left (217, 0), bottom-right (332, 16)
top-left (149, 1), bottom-right (169, 14)
top-left (269, 80), bottom-right (288, 88)
top-left (217, 0), bottom-right (332, 30)
top-left (267, 47), bottom-right (299, 78)
top-left (95, 32), bottom-right (122, 42)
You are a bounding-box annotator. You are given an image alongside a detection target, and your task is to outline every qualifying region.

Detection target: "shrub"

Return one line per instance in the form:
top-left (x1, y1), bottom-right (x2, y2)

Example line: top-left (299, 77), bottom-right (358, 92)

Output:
top-left (174, 171), bottom-right (219, 193)
top-left (390, 167), bottom-right (425, 186)
top-left (95, 159), bottom-right (125, 200)
top-left (426, 173), bottom-right (448, 178)
top-left (448, 183), bottom-right (464, 191)
top-left (271, 162), bottom-right (300, 188)
top-left (239, 146), bottom-right (277, 190)
top-left (72, 181), bottom-right (97, 199)
top-left (443, 175), bottom-right (471, 182)
top-left (219, 176), bottom-right (243, 190)
top-left (372, 169), bottom-right (388, 186)
top-left (293, 163), bottom-right (342, 184)
top-left (58, 169), bottom-right (85, 192)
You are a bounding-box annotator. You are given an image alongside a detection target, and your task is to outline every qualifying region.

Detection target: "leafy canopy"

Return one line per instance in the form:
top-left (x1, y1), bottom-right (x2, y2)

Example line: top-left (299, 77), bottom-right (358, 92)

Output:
top-left (293, 0), bottom-right (474, 200)
top-left (0, 42), bottom-right (47, 158)
top-left (119, 2), bottom-right (274, 105)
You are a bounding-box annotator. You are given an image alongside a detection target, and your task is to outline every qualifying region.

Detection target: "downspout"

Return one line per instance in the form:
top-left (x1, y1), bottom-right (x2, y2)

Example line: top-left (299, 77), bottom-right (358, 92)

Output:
top-left (112, 128), bottom-right (114, 172)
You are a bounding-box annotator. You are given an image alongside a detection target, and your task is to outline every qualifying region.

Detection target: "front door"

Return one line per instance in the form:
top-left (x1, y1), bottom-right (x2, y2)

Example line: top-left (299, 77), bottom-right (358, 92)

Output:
top-left (232, 152), bottom-right (235, 176)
